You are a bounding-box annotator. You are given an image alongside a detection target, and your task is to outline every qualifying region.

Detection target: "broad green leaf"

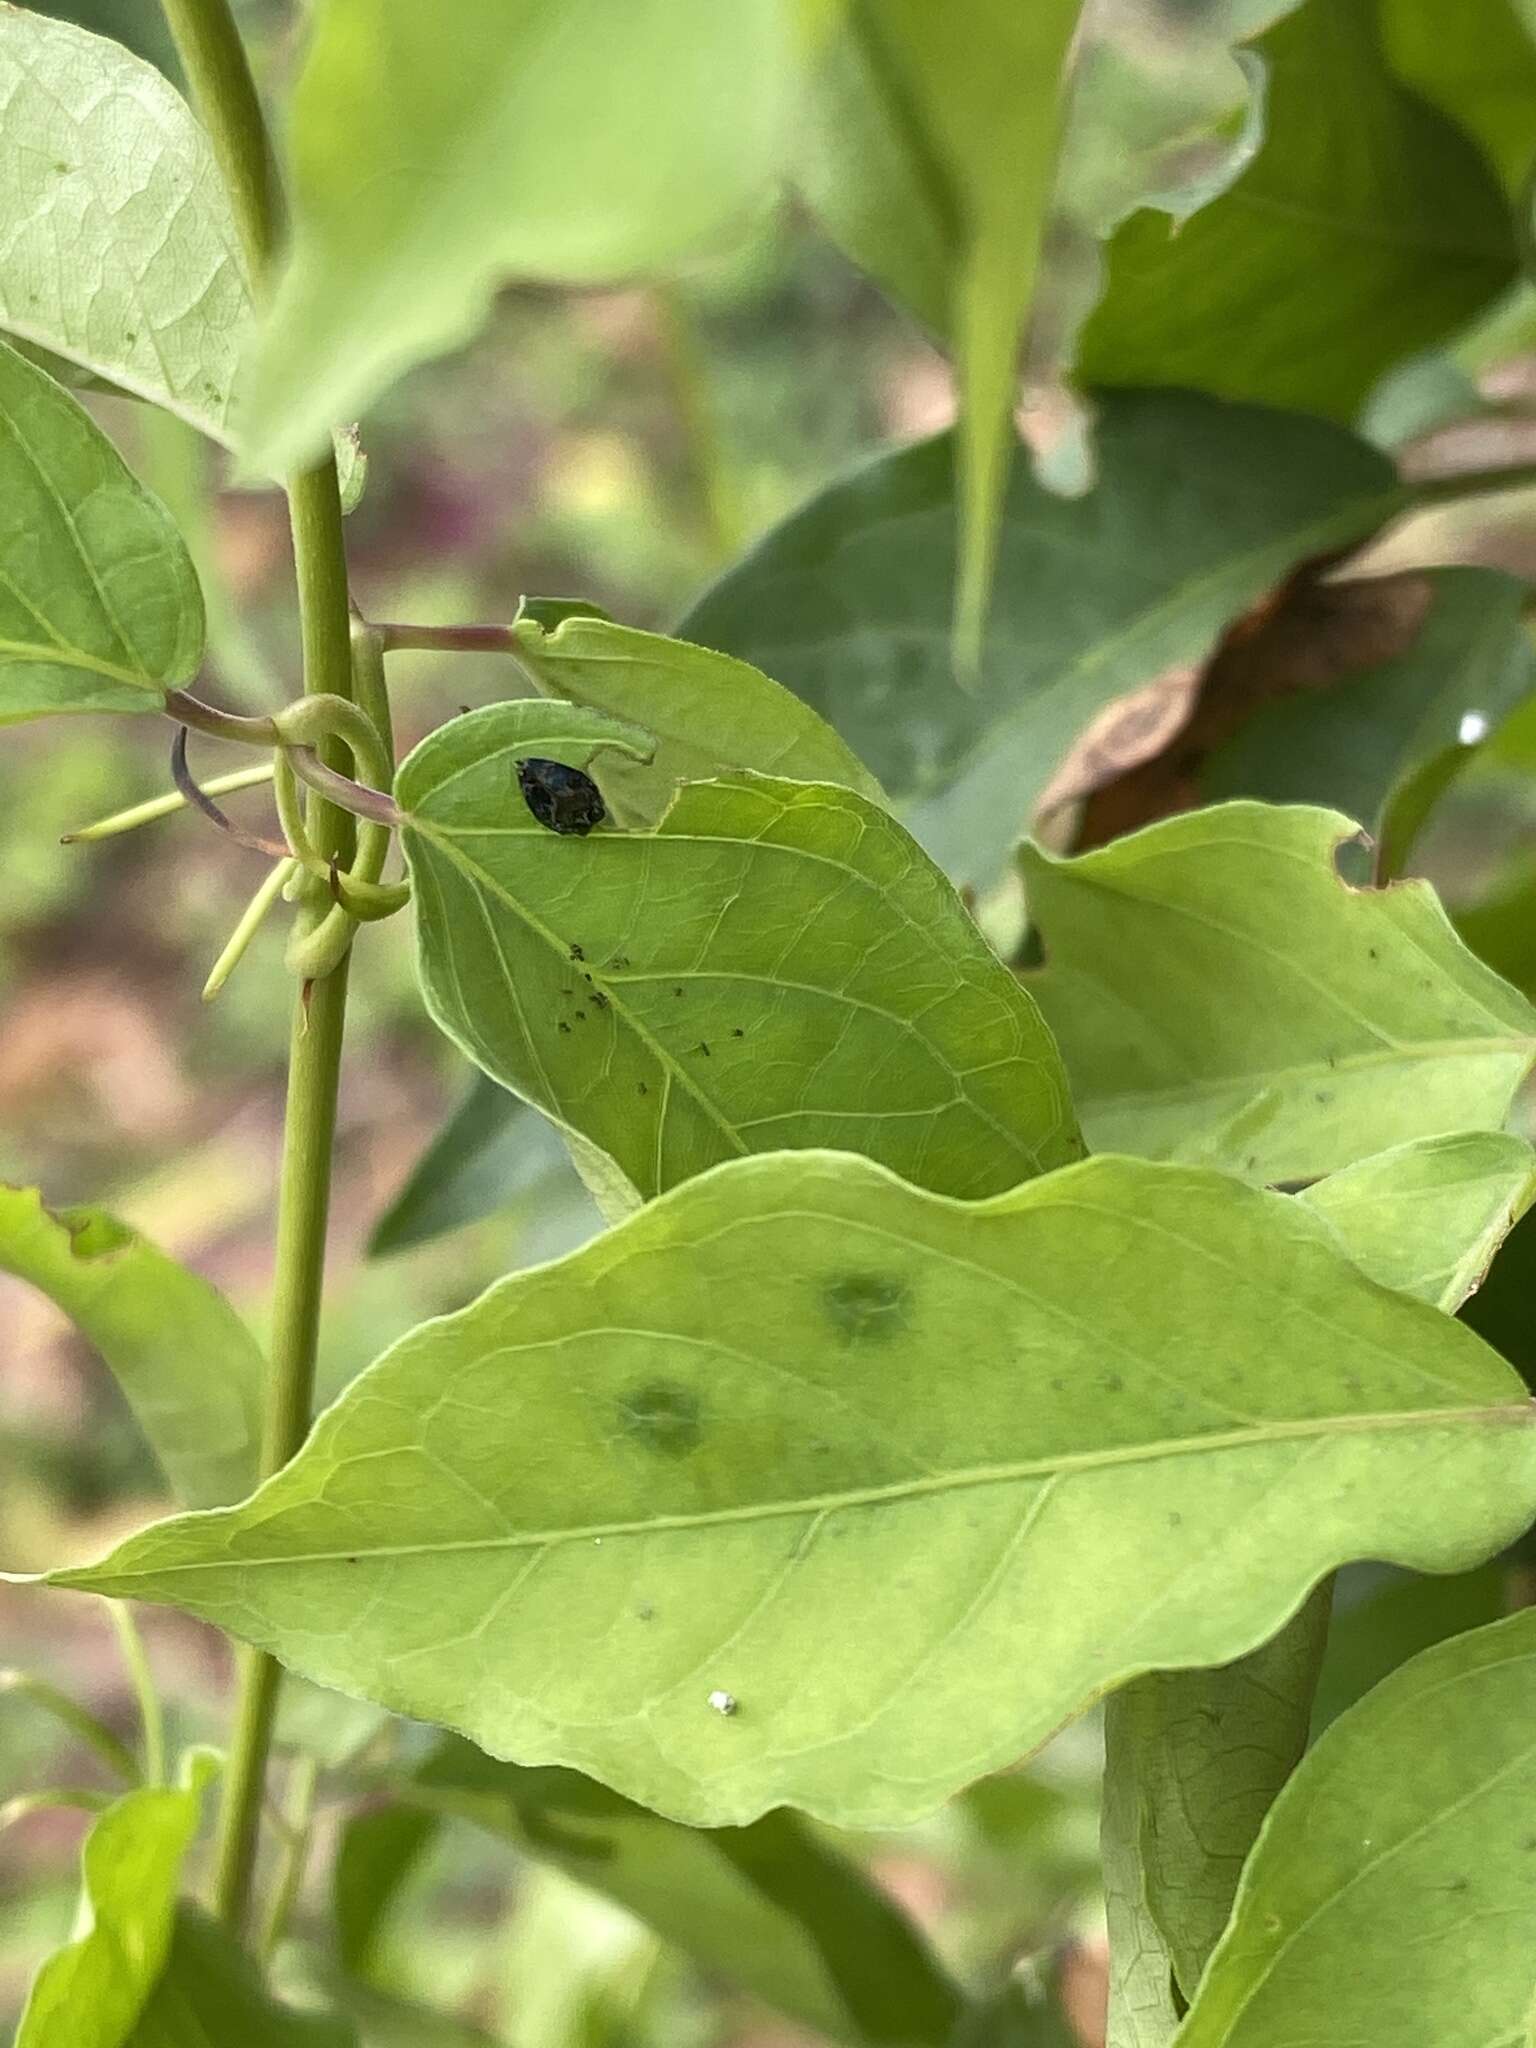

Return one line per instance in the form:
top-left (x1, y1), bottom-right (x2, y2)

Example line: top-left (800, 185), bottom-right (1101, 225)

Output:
top-left (1299, 1131), bottom-right (1536, 1310)
top-left (510, 614), bottom-right (885, 825)
top-left (1311, 1563), bottom-right (1505, 1734)
top-left (0, 13), bottom-right (248, 442)
top-left (395, 1741), bottom-right (963, 2046)
top-left (240, 0), bottom-right (800, 476)
top-left (1201, 567), bottom-right (1536, 833)
top-left (0, 337), bottom-right (202, 721)
top-left (1100, 1128), bottom-right (1534, 2042)
top-left (1102, 1590), bottom-right (1331, 2048)
top-left (0, 1187), bottom-right (260, 1508)
top-left (1079, 0), bottom-right (1516, 420)
top-left (17, 1754), bottom-right (214, 2048)
top-left (126, 1906), bottom-right (356, 2047)
top-left (1381, 0), bottom-right (1536, 194)
top-left (679, 392), bottom-right (1404, 889)
top-left (47, 1150), bottom-right (1536, 1828)
top-left (399, 702), bottom-right (1082, 1205)
top-left (1021, 803), bottom-right (1536, 1183)
top-left (368, 1075), bottom-right (579, 1257)
top-left (1176, 1608), bottom-right (1536, 2048)
top-left (333, 1802), bottom-right (439, 1974)
top-left (798, 2), bottom-right (1083, 662)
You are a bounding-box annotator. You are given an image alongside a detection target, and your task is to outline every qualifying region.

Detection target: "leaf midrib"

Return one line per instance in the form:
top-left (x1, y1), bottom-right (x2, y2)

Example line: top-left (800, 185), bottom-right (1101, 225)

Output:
top-left (61, 1401), bottom-right (1530, 1583)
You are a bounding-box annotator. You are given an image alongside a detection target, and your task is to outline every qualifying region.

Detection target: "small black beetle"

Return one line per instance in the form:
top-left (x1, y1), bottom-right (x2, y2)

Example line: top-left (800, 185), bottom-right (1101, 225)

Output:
top-left (515, 757), bottom-right (606, 836)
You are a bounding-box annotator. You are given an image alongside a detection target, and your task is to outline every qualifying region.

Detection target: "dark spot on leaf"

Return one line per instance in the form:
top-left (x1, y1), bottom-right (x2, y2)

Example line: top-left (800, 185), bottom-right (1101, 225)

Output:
top-left (592, 991), bottom-right (609, 1010)
top-left (570, 943), bottom-right (585, 961)
top-left (346, 1555), bottom-right (358, 1564)
top-left (557, 1021), bottom-right (571, 1035)
top-left (824, 1271), bottom-right (911, 1342)
top-left (583, 971), bottom-right (593, 981)
top-left (732, 1027), bottom-right (745, 1037)
top-left (574, 1009), bottom-right (586, 1021)
top-left (673, 986), bottom-right (684, 997)
top-left (1168, 1512), bottom-right (1182, 1529)
top-left (636, 1602), bottom-right (653, 1621)
top-left (637, 1081), bottom-right (648, 1096)
top-left (1368, 947), bottom-right (1379, 960)
top-left (611, 953), bottom-right (630, 969)
top-left (53, 160), bottom-right (70, 174)
top-left (619, 1380), bottom-right (703, 1457)
top-left (1315, 1090), bottom-right (1333, 1105)
top-left (696, 1041), bottom-right (710, 1056)
top-left (1103, 1372), bottom-right (1124, 1393)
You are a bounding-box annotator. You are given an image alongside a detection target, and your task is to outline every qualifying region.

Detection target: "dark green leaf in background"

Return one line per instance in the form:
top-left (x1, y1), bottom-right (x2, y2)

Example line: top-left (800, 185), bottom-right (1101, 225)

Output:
top-left (1021, 803), bottom-right (1536, 1182)
top-left (1079, 0), bottom-right (1516, 420)
top-left (0, 337), bottom-right (203, 722)
top-left (681, 392), bottom-right (1403, 888)
top-left (1380, 0), bottom-right (1536, 194)
top-left (400, 703), bottom-right (1082, 1206)
top-left (126, 1908), bottom-right (356, 2048)
top-left (49, 1152), bottom-right (1536, 1829)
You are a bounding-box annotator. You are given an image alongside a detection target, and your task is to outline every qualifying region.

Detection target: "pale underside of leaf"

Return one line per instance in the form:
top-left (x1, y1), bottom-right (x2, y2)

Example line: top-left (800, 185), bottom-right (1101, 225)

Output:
top-left (48, 1152), bottom-right (1536, 1829)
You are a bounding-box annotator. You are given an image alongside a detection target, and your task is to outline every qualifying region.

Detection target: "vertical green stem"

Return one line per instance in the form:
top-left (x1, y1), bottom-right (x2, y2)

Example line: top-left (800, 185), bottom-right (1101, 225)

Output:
top-left (106, 1603), bottom-right (165, 1787)
top-left (158, 0), bottom-right (363, 1940)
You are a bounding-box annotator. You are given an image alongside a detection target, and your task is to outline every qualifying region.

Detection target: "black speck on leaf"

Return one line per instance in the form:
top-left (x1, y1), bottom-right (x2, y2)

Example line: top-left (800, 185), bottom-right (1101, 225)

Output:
top-left (696, 1041), bottom-right (711, 1056)
top-left (557, 1021), bottom-right (571, 1035)
top-left (570, 943), bottom-right (585, 961)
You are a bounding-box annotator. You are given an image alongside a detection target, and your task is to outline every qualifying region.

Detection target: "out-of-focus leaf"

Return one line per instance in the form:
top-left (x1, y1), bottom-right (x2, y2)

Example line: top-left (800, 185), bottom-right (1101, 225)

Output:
top-left (0, 1186), bottom-right (260, 1507)
top-left (240, 0), bottom-right (800, 475)
top-left (1462, 1202), bottom-right (1536, 1389)
top-left (16, 1754), bottom-right (214, 2047)
top-left (798, 2), bottom-right (1083, 662)
top-left (1312, 1564), bottom-right (1505, 1735)
top-left (680, 391), bottom-right (1403, 889)
top-left (368, 1076), bottom-right (579, 1258)
top-left (1298, 1131), bottom-right (1536, 1308)
top-left (126, 1907), bottom-right (356, 2047)
top-left (1200, 567), bottom-right (1536, 833)
top-left (399, 702), bottom-right (1082, 1206)
top-left (1380, 0), bottom-right (1536, 194)
top-left (396, 1740), bottom-right (962, 2046)
top-left (1176, 1609), bottom-right (1536, 2048)
top-left (1021, 803), bottom-right (1536, 1183)
top-left (50, 1151), bottom-right (1536, 1829)
top-left (333, 1802), bottom-right (439, 1976)
top-left (27, 0), bottom-right (178, 80)
top-left (510, 614), bottom-right (885, 826)
top-left (0, 13), bottom-right (247, 441)
top-left (0, 337), bottom-right (203, 721)
top-left (1102, 1590), bottom-right (1330, 2046)
top-left (1079, 0), bottom-right (1516, 420)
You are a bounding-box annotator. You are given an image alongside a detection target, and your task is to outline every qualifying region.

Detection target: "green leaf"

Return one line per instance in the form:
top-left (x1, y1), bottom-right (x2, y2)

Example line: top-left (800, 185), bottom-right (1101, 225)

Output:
top-left (1079, 0), bottom-right (1516, 420)
top-left (395, 1741), bottom-right (963, 2046)
top-left (509, 613), bottom-right (886, 825)
top-left (1100, 1128), bottom-right (1534, 2043)
top-left (1175, 1608), bottom-right (1536, 2048)
top-left (240, 0), bottom-right (800, 475)
top-left (1380, 0), bottom-right (1536, 195)
top-left (47, 1150), bottom-right (1536, 1829)
top-left (0, 1186), bottom-right (260, 1508)
top-left (0, 337), bottom-right (203, 722)
top-left (1298, 1131), bottom-right (1536, 1310)
top-left (798, 2), bottom-right (1083, 663)
top-left (17, 1754), bottom-right (214, 2048)
top-left (0, 13), bottom-right (249, 443)
top-left (1020, 803), bottom-right (1536, 1183)
top-left (333, 1801), bottom-right (439, 1974)
top-left (126, 1906), bottom-right (356, 2047)
top-left (679, 392), bottom-right (1404, 888)
top-left (399, 702), bottom-right (1082, 1206)
top-left (1463, 1202), bottom-right (1536, 1389)
top-left (1200, 567), bottom-right (1536, 834)
top-left (27, 1), bottom-right (179, 82)
top-left (1311, 1563), bottom-right (1505, 1735)
top-left (1102, 1589), bottom-right (1331, 2047)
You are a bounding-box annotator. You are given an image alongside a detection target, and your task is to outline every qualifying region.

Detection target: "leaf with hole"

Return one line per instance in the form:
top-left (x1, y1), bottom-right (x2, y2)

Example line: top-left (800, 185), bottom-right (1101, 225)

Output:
top-left (1079, 0), bottom-right (1517, 419)
top-left (0, 1187), bottom-right (261, 1508)
top-left (399, 701), bottom-right (1081, 1206)
top-left (0, 337), bottom-right (203, 721)
top-left (1021, 803), bottom-right (1536, 1183)
top-left (680, 392), bottom-right (1405, 889)
top-left (46, 1150), bottom-right (1536, 1828)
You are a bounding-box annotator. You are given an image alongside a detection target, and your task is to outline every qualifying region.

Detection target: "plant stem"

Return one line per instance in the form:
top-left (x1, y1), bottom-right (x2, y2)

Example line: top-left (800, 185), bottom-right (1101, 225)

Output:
top-left (376, 621), bottom-right (518, 655)
top-left (260, 1753), bottom-right (318, 1962)
top-left (159, 0), bottom-right (364, 1942)
top-left (106, 1603), bottom-right (165, 1787)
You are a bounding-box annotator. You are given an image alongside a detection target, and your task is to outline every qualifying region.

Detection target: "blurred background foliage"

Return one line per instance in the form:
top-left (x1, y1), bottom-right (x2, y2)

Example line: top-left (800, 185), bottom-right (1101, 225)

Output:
top-left (5, 0), bottom-right (1536, 2042)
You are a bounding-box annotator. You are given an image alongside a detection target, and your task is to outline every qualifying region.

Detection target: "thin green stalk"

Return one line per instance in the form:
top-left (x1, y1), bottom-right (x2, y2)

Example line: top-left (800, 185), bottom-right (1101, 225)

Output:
top-left (0, 1670), bottom-right (139, 1786)
top-left (63, 763), bottom-right (275, 843)
top-left (260, 1753), bottom-right (318, 1962)
top-left (106, 1603), bottom-right (165, 1787)
top-left (159, 0), bottom-right (363, 1943)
